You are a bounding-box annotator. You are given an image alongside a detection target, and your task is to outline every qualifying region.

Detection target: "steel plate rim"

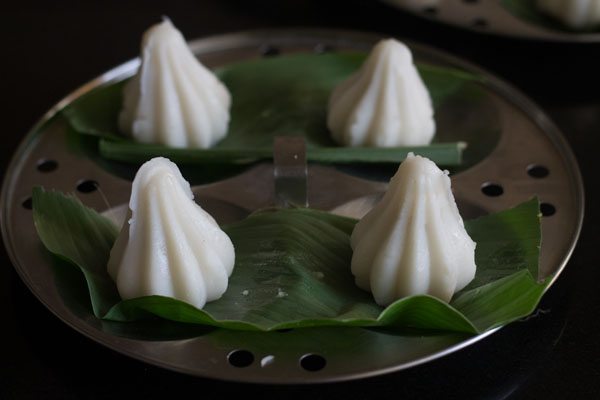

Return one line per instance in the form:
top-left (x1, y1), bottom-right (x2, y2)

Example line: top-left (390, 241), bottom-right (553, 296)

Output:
top-left (0, 27), bottom-right (585, 384)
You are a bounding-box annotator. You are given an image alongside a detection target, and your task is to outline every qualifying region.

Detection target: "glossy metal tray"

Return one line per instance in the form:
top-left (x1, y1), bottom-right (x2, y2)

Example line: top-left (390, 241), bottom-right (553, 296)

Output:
top-left (383, 0), bottom-right (600, 42)
top-left (0, 29), bottom-right (584, 383)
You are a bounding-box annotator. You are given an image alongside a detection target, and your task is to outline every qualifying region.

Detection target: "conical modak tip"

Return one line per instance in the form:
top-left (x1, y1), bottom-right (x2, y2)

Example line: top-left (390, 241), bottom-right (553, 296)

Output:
top-left (140, 17), bottom-right (181, 48)
top-left (107, 157), bottom-right (235, 310)
top-left (119, 18), bottom-right (231, 149)
top-left (327, 38), bottom-right (435, 148)
top-left (350, 153), bottom-right (476, 305)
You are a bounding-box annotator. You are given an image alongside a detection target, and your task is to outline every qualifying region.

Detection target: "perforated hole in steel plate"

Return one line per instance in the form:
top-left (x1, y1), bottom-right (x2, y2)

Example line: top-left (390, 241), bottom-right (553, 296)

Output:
top-left (300, 354), bottom-right (327, 372)
top-left (228, 349), bottom-right (255, 368)
top-left (36, 159), bottom-right (59, 173)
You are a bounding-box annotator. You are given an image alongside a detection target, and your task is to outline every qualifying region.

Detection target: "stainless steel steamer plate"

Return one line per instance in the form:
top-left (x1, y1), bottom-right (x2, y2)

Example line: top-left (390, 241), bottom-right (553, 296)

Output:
top-left (0, 29), bottom-right (584, 383)
top-left (382, 0), bottom-right (600, 42)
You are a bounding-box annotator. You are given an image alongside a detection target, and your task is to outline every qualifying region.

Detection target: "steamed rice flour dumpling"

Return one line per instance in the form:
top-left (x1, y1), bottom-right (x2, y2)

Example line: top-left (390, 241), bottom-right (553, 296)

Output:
top-left (327, 38), bottom-right (436, 147)
top-left (107, 157), bottom-right (235, 309)
top-left (535, 0), bottom-right (600, 29)
top-left (119, 18), bottom-right (231, 148)
top-left (351, 154), bottom-right (476, 305)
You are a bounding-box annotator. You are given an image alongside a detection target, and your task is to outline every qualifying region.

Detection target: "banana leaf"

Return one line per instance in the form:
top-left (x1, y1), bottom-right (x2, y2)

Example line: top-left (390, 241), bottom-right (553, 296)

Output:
top-left (32, 187), bottom-right (547, 334)
top-left (62, 53), bottom-right (478, 167)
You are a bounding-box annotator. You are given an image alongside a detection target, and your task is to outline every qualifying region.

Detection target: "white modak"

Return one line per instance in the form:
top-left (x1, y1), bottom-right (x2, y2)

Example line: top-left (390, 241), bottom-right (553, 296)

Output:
top-left (327, 38), bottom-right (435, 148)
top-left (107, 157), bottom-right (235, 309)
top-left (350, 154), bottom-right (476, 305)
top-left (119, 18), bottom-right (231, 148)
top-left (536, 0), bottom-right (600, 29)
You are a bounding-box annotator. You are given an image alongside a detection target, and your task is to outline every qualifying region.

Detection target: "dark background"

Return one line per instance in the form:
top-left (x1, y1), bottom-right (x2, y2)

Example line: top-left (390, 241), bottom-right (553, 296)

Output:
top-left (2, 1), bottom-right (599, 398)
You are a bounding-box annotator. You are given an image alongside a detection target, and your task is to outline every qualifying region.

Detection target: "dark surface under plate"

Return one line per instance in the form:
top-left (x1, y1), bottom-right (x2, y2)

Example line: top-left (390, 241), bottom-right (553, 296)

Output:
top-left (2, 1), bottom-right (600, 398)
